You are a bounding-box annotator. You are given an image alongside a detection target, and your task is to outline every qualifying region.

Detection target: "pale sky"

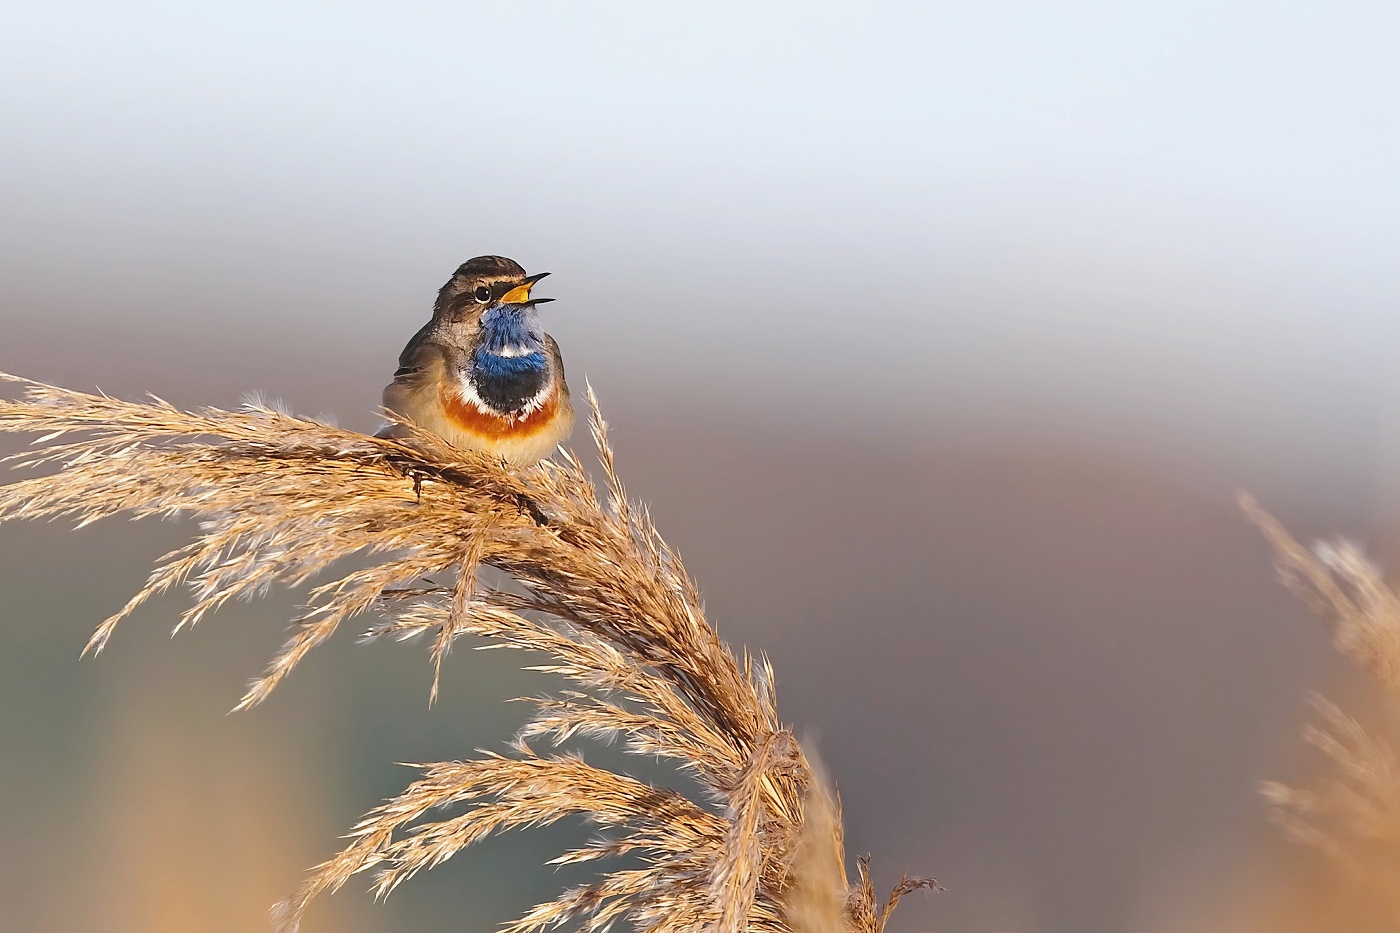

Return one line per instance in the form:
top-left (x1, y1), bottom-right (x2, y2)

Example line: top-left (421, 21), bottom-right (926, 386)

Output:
top-left (3, 1), bottom-right (1398, 487)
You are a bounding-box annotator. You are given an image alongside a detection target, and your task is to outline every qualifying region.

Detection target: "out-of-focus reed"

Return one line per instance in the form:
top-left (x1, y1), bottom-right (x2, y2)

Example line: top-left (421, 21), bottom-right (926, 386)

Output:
top-left (0, 373), bottom-right (932, 933)
top-left (1243, 496), bottom-right (1400, 922)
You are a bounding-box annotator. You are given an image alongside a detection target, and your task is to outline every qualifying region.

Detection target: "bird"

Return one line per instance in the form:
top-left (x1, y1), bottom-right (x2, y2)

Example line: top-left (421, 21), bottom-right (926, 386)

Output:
top-left (376, 255), bottom-right (574, 466)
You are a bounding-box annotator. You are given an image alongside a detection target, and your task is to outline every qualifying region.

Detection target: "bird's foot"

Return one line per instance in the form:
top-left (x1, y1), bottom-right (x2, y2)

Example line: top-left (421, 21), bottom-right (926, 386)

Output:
top-left (516, 493), bottom-right (549, 527)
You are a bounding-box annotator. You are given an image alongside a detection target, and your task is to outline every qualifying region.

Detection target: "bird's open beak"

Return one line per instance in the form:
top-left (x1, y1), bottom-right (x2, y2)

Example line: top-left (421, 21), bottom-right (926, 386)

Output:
top-left (500, 272), bottom-right (552, 306)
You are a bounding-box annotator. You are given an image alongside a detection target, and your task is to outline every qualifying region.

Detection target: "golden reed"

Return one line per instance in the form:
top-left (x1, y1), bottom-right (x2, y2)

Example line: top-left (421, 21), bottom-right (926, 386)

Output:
top-left (1243, 495), bottom-right (1400, 923)
top-left (0, 373), bottom-right (932, 933)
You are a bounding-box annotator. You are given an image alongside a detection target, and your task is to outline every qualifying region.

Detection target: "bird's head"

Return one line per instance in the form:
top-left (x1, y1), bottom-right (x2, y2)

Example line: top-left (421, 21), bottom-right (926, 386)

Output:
top-left (434, 255), bottom-right (553, 325)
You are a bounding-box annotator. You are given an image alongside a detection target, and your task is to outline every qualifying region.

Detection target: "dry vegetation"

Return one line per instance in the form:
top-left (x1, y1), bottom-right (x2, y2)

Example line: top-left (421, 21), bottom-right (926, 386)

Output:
top-left (1242, 495), bottom-right (1400, 920)
top-left (0, 373), bottom-right (932, 933)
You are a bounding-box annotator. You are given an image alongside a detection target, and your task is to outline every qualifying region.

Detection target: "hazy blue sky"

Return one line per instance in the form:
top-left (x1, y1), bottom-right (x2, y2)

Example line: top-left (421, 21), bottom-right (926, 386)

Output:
top-left (3, 1), bottom-right (1398, 486)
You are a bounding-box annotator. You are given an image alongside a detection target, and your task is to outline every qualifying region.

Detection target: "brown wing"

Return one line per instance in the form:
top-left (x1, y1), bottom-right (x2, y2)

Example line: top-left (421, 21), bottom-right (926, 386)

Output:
top-left (375, 326), bottom-right (448, 439)
top-left (544, 333), bottom-right (575, 430)
top-left (544, 334), bottom-right (570, 396)
top-left (392, 319), bottom-right (438, 375)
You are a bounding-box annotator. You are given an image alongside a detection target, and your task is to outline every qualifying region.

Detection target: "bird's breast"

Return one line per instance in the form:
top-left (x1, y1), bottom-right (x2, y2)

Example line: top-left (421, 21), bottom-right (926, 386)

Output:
top-left (440, 383), bottom-right (564, 441)
top-left (469, 348), bottom-right (550, 414)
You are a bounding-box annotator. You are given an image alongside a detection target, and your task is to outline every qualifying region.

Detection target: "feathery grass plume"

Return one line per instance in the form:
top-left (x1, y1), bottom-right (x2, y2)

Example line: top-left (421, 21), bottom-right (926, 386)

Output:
top-left (1242, 494), bottom-right (1400, 897)
top-left (0, 372), bottom-right (932, 933)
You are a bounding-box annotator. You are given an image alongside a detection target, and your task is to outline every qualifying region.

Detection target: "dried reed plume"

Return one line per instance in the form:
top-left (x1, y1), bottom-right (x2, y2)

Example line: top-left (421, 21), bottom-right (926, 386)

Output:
top-left (1242, 495), bottom-right (1400, 896)
top-left (0, 372), bottom-right (933, 933)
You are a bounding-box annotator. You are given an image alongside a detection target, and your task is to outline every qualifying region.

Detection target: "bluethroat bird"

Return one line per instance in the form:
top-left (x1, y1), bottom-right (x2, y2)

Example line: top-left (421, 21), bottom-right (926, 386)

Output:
top-left (376, 256), bottom-right (574, 465)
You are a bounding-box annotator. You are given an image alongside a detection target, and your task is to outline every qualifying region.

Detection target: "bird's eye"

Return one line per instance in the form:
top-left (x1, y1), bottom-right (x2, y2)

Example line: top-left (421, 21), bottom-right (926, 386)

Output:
top-left (473, 285), bottom-right (493, 303)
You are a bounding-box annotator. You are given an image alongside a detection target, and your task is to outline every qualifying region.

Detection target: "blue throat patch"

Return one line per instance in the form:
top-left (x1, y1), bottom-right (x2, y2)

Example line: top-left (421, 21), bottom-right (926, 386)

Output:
top-left (477, 306), bottom-right (545, 356)
top-left (472, 349), bottom-right (548, 379)
top-left (469, 307), bottom-right (549, 413)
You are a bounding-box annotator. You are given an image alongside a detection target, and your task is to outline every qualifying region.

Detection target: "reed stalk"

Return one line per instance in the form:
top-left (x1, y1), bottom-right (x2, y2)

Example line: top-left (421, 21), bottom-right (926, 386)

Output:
top-left (1243, 495), bottom-right (1400, 910)
top-left (0, 372), bottom-right (932, 933)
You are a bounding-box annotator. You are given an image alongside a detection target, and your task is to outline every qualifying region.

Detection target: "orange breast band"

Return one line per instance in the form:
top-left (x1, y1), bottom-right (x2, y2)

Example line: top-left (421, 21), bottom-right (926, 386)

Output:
top-left (441, 387), bottom-right (561, 440)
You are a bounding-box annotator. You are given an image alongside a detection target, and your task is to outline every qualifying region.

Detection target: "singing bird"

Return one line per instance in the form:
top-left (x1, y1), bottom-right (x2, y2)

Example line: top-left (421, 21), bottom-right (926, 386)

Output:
top-left (376, 256), bottom-right (574, 465)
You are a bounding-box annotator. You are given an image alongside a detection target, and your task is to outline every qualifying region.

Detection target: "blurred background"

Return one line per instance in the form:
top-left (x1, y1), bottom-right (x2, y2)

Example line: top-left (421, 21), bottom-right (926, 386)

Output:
top-left (2, 2), bottom-right (1399, 930)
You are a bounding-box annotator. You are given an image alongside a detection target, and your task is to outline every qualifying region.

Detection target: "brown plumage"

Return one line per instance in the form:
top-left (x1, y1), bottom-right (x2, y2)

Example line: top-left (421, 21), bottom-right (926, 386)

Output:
top-left (377, 256), bottom-right (574, 465)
